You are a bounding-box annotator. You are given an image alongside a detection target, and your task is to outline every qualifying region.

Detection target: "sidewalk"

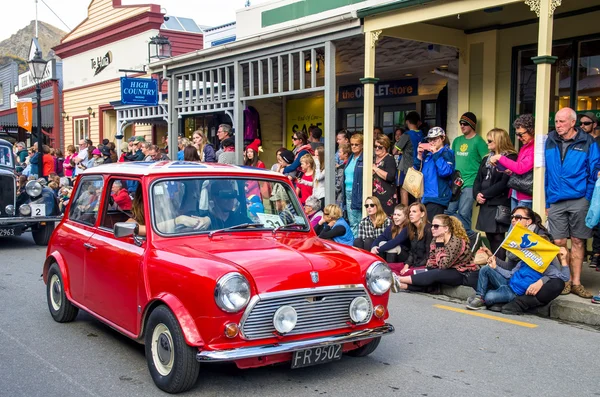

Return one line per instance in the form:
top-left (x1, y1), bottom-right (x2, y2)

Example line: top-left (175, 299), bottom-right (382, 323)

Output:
top-left (438, 265), bottom-right (600, 327)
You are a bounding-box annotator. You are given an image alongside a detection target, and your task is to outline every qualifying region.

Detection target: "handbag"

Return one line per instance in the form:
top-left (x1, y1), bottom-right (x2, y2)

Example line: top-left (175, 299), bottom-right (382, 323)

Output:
top-left (507, 170), bottom-right (533, 196)
top-left (403, 162), bottom-right (424, 199)
top-left (495, 205), bottom-right (511, 225)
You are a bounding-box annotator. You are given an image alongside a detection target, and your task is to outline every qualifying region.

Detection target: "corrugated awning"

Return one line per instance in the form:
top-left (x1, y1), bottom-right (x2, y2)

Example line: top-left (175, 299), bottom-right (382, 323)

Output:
top-left (0, 104), bottom-right (55, 128)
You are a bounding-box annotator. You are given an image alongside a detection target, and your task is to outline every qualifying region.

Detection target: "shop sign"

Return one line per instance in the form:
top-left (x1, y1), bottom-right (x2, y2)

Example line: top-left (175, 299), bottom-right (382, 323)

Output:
top-left (286, 97), bottom-right (324, 149)
top-left (92, 51), bottom-right (113, 76)
top-left (120, 77), bottom-right (158, 106)
top-left (338, 79), bottom-right (418, 102)
top-left (18, 61), bottom-right (54, 91)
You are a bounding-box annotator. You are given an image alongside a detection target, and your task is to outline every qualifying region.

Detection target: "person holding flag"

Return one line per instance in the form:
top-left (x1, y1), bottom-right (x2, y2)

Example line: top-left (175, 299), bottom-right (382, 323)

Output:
top-left (467, 207), bottom-right (570, 313)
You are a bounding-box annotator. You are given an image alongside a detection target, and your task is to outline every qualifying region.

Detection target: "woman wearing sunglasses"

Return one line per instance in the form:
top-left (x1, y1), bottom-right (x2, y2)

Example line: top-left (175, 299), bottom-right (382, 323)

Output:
top-left (353, 196), bottom-right (391, 250)
top-left (468, 206), bottom-right (570, 314)
top-left (281, 130), bottom-right (313, 175)
top-left (372, 135), bottom-right (397, 216)
top-left (415, 127), bottom-right (455, 221)
top-left (489, 114), bottom-right (535, 210)
top-left (371, 204), bottom-right (410, 263)
top-left (473, 128), bottom-right (517, 257)
top-left (342, 134), bottom-right (365, 236)
top-left (393, 214), bottom-right (478, 292)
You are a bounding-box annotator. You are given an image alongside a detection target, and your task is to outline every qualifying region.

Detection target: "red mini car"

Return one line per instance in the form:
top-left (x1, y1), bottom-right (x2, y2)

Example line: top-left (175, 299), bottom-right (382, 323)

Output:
top-left (43, 162), bottom-right (394, 393)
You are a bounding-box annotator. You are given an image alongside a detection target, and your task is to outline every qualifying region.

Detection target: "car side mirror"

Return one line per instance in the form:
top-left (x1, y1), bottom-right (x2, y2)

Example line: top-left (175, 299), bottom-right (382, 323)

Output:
top-left (114, 222), bottom-right (138, 238)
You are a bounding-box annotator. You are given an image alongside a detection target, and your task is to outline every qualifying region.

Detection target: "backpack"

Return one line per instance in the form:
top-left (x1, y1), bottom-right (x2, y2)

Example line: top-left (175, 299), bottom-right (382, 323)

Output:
top-left (243, 106), bottom-right (261, 143)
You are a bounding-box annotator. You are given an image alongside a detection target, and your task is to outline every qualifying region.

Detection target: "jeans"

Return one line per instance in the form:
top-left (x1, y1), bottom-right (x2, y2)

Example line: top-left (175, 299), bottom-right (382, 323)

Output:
top-left (511, 197), bottom-right (533, 211)
top-left (476, 265), bottom-right (516, 305)
top-left (346, 191), bottom-right (361, 238)
top-left (445, 187), bottom-right (475, 237)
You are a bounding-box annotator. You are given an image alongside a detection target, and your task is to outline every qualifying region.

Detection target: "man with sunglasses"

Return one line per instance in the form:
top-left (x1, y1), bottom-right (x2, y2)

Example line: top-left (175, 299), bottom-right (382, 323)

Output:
top-left (546, 107), bottom-right (600, 298)
top-left (579, 112), bottom-right (598, 139)
top-left (446, 112), bottom-right (488, 248)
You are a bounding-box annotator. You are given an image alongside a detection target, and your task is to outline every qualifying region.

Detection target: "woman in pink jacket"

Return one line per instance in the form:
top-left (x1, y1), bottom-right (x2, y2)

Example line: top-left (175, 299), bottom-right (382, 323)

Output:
top-left (489, 114), bottom-right (534, 210)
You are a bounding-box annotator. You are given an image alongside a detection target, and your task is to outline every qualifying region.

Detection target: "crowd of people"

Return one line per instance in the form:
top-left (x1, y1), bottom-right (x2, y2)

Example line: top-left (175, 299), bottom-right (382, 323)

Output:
top-left (8, 109), bottom-right (600, 309)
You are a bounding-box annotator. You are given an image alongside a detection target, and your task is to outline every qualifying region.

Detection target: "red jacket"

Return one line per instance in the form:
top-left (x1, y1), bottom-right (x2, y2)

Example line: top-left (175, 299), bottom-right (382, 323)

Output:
top-left (42, 154), bottom-right (55, 176)
top-left (112, 188), bottom-right (132, 210)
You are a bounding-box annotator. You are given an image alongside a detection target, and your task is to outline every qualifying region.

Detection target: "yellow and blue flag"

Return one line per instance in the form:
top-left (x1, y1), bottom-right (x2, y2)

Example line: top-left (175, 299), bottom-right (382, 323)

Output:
top-left (500, 223), bottom-right (560, 273)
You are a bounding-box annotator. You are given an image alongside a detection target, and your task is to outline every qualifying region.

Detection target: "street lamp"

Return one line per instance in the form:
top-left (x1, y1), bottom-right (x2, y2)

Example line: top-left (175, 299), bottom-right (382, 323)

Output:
top-left (148, 34), bottom-right (172, 62)
top-left (27, 50), bottom-right (48, 179)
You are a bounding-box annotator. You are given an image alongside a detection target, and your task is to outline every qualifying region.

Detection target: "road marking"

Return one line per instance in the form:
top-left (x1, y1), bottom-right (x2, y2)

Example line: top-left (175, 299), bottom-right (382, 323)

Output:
top-left (433, 304), bottom-right (538, 328)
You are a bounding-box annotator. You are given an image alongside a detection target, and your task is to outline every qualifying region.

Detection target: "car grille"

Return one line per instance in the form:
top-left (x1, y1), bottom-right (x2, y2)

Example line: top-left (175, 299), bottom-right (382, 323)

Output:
top-left (240, 286), bottom-right (372, 340)
top-left (0, 174), bottom-right (15, 218)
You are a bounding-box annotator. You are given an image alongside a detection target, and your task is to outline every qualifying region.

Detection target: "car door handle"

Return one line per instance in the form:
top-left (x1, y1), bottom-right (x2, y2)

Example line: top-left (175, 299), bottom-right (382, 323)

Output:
top-left (83, 243), bottom-right (97, 251)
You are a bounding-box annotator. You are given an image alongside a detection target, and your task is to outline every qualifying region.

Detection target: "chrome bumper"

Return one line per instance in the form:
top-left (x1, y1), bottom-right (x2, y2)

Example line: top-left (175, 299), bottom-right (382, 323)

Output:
top-left (0, 216), bottom-right (62, 226)
top-left (196, 323), bottom-right (394, 362)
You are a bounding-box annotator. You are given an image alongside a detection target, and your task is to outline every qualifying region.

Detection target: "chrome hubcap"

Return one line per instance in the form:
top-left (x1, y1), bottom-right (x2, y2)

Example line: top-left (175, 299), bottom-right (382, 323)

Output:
top-left (151, 324), bottom-right (174, 376)
top-left (49, 274), bottom-right (62, 311)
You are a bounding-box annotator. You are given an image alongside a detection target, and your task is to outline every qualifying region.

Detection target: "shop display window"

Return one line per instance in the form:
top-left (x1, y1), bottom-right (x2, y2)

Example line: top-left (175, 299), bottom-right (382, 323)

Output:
top-left (576, 39), bottom-right (600, 112)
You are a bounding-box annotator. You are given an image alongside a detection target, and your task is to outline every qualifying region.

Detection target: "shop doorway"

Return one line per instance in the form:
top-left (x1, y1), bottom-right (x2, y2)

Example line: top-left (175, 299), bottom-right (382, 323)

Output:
top-left (339, 104), bottom-right (416, 137)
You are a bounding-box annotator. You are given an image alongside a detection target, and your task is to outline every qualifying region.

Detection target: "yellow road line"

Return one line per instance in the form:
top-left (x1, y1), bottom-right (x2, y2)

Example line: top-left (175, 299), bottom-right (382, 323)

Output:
top-left (433, 304), bottom-right (538, 328)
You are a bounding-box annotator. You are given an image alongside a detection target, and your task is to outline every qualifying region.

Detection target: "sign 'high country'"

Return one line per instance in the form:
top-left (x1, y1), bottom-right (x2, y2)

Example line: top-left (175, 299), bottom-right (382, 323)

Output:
top-left (120, 77), bottom-right (158, 106)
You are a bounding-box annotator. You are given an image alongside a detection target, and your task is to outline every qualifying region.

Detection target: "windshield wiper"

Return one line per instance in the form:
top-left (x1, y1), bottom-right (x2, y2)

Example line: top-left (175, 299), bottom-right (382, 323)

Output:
top-left (272, 223), bottom-right (306, 234)
top-left (208, 223), bottom-right (264, 238)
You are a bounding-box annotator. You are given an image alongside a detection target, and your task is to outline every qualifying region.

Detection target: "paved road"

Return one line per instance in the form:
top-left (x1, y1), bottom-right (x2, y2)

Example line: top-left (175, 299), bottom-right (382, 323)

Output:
top-left (1, 233), bottom-right (599, 397)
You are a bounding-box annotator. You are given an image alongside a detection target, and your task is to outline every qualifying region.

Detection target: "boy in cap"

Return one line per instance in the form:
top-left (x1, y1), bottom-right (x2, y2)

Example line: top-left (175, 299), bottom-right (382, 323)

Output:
top-left (446, 112), bottom-right (488, 248)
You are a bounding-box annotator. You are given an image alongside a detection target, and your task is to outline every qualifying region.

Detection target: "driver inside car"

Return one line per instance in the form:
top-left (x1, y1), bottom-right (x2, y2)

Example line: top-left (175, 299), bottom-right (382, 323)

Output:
top-left (207, 180), bottom-right (252, 229)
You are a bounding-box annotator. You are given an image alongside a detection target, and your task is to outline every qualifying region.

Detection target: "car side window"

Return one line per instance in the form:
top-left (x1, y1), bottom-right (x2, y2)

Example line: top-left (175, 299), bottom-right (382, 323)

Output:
top-left (100, 179), bottom-right (136, 230)
top-left (69, 177), bottom-right (104, 226)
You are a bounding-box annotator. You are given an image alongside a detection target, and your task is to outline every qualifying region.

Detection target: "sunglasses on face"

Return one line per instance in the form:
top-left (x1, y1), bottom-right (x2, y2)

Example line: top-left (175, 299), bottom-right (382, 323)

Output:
top-left (292, 136), bottom-right (299, 140)
top-left (487, 139), bottom-right (493, 143)
top-left (511, 215), bottom-right (531, 221)
top-left (459, 122), bottom-right (469, 127)
top-left (323, 212), bottom-right (330, 216)
top-left (374, 145), bottom-right (384, 150)
top-left (516, 133), bottom-right (526, 138)
top-left (364, 203), bottom-right (376, 208)
top-left (581, 121), bottom-right (593, 126)
top-left (431, 223), bottom-right (444, 229)
top-left (351, 143), bottom-right (362, 147)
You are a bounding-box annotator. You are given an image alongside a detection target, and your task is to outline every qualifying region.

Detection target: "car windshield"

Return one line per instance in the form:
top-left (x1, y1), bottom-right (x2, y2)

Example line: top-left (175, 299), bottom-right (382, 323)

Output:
top-left (151, 177), bottom-right (309, 235)
top-left (0, 145), bottom-right (14, 168)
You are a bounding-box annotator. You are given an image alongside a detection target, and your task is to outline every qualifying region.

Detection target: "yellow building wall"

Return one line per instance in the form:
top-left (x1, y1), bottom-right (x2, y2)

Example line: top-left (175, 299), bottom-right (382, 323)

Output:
top-left (494, 10), bottom-right (600, 131)
top-left (63, 0), bottom-right (152, 43)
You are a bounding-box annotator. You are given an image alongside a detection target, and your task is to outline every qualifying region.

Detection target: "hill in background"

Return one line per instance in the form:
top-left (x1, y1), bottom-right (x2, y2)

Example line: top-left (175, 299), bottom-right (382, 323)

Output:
top-left (0, 20), bottom-right (66, 72)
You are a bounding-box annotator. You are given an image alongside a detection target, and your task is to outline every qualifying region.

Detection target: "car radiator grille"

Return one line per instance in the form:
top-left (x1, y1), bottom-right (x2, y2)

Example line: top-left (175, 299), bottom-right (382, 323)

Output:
top-left (0, 174), bottom-right (15, 218)
top-left (240, 286), bottom-right (372, 340)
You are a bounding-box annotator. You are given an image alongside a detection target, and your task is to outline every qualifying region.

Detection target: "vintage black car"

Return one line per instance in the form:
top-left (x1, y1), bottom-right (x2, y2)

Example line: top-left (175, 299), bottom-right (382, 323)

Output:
top-left (0, 138), bottom-right (61, 245)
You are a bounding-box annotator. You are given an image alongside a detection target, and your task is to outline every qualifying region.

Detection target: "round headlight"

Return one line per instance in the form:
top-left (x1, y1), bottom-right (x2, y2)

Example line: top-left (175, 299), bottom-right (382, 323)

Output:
top-left (19, 204), bottom-right (31, 216)
top-left (273, 305), bottom-right (297, 334)
top-left (25, 180), bottom-right (43, 197)
top-left (349, 296), bottom-right (371, 324)
top-left (366, 262), bottom-right (392, 295)
top-left (214, 273), bottom-right (251, 313)
top-left (5, 205), bottom-right (14, 216)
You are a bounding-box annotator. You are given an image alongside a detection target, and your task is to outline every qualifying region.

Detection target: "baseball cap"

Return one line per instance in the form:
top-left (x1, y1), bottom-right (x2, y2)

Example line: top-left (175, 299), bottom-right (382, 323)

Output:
top-left (128, 136), bottom-right (136, 142)
top-left (426, 127), bottom-right (446, 139)
top-left (579, 112), bottom-right (598, 124)
top-left (135, 136), bottom-right (146, 143)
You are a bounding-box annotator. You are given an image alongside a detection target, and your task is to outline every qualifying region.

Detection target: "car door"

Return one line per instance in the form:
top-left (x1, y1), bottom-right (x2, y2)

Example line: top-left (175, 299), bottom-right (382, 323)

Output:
top-left (84, 177), bottom-right (143, 333)
top-left (59, 176), bottom-right (105, 303)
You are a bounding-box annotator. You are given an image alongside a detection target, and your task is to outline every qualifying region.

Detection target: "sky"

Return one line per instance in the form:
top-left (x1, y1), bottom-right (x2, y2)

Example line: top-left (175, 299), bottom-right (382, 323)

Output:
top-left (0, 0), bottom-right (272, 41)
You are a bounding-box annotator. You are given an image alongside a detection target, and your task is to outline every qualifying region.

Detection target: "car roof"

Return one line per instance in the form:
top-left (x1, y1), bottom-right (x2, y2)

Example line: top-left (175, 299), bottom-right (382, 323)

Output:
top-left (81, 161), bottom-right (281, 178)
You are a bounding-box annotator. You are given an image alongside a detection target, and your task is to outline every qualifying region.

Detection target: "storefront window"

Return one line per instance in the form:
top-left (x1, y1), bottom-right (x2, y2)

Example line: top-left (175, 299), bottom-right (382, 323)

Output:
top-left (515, 44), bottom-right (573, 120)
top-left (345, 112), bottom-right (363, 133)
top-left (577, 39), bottom-right (600, 112)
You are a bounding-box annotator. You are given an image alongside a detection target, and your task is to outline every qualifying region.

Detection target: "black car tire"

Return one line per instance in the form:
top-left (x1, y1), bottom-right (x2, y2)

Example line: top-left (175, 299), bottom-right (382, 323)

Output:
top-left (346, 337), bottom-right (381, 357)
top-left (32, 222), bottom-right (55, 246)
top-left (47, 263), bottom-right (79, 323)
top-left (145, 305), bottom-right (200, 394)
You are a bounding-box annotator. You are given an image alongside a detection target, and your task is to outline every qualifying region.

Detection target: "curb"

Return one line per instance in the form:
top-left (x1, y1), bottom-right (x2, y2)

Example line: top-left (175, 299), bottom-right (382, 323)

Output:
top-left (438, 285), bottom-right (600, 327)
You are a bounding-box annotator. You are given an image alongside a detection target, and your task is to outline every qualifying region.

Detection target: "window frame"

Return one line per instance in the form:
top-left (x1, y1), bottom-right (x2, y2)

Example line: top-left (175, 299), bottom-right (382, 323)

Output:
top-left (98, 177), bottom-right (139, 232)
top-left (68, 175), bottom-right (105, 227)
top-left (72, 116), bottom-right (90, 144)
top-left (510, 33), bottom-right (600, 138)
top-left (148, 176), bottom-right (310, 238)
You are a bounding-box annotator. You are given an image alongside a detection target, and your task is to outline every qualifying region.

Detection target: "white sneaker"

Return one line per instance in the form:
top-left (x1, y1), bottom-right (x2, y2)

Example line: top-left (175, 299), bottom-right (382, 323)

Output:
top-left (391, 273), bottom-right (401, 293)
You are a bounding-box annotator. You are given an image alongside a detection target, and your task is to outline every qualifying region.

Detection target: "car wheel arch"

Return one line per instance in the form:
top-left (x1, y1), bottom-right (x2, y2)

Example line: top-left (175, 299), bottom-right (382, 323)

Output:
top-left (43, 253), bottom-right (72, 300)
top-left (140, 294), bottom-right (204, 348)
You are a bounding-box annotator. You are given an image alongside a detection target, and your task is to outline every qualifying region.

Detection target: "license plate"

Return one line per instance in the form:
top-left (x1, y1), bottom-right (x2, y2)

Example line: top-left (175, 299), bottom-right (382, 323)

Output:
top-left (291, 344), bottom-right (342, 369)
top-left (30, 204), bottom-right (46, 217)
top-left (0, 228), bottom-right (15, 237)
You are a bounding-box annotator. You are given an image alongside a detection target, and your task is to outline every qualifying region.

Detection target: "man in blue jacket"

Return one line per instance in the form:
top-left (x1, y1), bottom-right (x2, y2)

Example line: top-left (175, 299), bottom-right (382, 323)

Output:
top-left (545, 107), bottom-right (600, 298)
